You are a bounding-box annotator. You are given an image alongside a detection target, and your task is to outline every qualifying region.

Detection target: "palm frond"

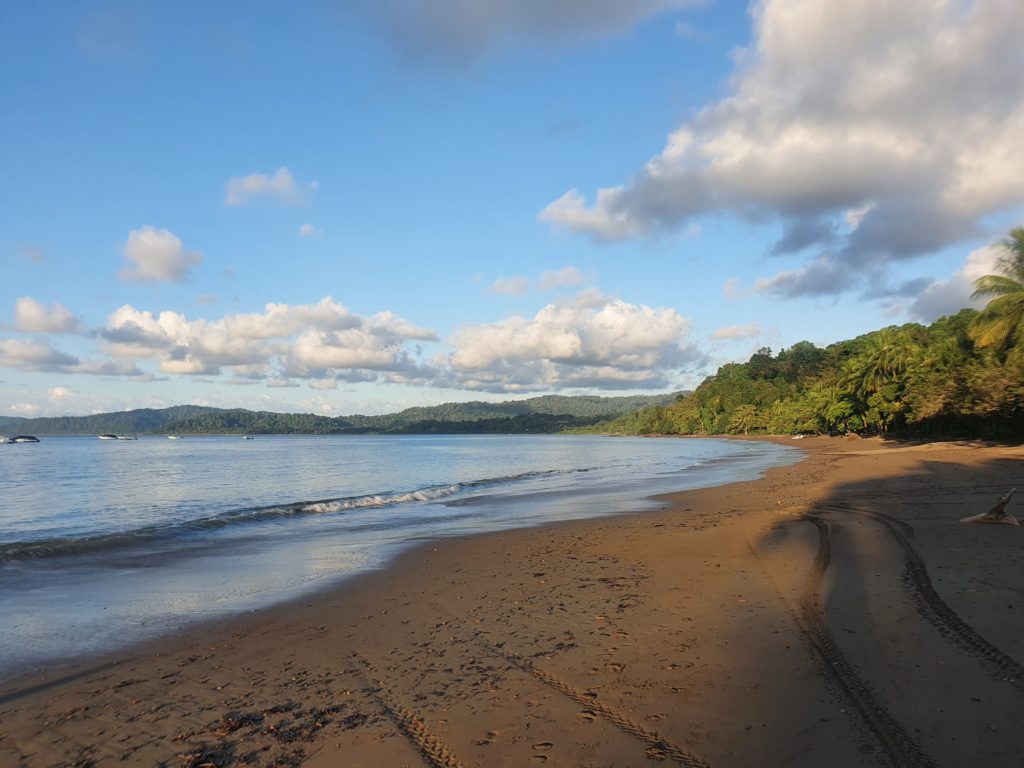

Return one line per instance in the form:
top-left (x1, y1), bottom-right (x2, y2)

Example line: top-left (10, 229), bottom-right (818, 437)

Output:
top-left (971, 274), bottom-right (1023, 300)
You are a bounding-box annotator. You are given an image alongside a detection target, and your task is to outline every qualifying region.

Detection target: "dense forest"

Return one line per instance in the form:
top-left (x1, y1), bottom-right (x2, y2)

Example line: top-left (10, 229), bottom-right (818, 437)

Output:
top-left (0, 393), bottom-right (680, 436)
top-left (587, 311), bottom-right (1023, 438)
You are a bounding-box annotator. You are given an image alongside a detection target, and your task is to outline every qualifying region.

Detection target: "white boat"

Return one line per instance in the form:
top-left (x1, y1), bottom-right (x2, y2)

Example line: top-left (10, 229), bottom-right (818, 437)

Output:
top-left (0, 436), bottom-right (12, 444)
top-left (98, 434), bottom-right (118, 440)
top-left (12, 435), bottom-right (40, 443)
top-left (241, 435), bottom-right (254, 440)
top-left (167, 435), bottom-right (182, 440)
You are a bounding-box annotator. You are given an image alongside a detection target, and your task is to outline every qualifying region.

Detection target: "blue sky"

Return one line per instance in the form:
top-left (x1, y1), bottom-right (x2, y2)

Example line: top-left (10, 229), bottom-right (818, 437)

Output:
top-left (2, 1), bottom-right (1022, 417)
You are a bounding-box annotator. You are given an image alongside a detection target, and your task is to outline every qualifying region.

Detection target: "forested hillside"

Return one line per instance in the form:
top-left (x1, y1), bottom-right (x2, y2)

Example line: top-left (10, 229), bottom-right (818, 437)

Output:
top-left (155, 393), bottom-right (681, 434)
top-left (589, 309), bottom-right (1023, 438)
top-left (0, 405), bottom-right (223, 436)
top-left (0, 393), bottom-right (680, 435)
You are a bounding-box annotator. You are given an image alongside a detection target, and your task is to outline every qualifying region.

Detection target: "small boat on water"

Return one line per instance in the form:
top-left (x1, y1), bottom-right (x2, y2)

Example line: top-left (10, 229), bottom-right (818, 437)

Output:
top-left (0, 436), bottom-right (12, 444)
top-left (98, 434), bottom-right (118, 440)
top-left (241, 435), bottom-right (254, 440)
top-left (167, 435), bottom-right (182, 440)
top-left (12, 435), bottom-right (40, 443)
top-left (116, 435), bottom-right (137, 441)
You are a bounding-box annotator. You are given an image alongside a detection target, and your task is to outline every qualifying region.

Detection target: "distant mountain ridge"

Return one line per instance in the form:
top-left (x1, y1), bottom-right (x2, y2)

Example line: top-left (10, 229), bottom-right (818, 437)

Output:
top-left (0, 393), bottom-right (683, 435)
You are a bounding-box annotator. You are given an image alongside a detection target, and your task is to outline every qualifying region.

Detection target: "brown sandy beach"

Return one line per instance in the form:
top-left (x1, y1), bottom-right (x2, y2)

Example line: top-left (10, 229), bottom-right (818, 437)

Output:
top-left (2, 437), bottom-right (1023, 768)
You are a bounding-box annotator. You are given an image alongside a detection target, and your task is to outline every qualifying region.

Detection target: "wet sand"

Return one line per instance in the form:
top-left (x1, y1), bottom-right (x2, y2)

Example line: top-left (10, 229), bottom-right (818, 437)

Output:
top-left (2, 436), bottom-right (1023, 768)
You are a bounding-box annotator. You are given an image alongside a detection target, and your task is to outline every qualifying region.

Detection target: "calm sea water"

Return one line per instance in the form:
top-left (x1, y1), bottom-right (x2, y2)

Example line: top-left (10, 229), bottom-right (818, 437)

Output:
top-left (0, 434), bottom-right (800, 680)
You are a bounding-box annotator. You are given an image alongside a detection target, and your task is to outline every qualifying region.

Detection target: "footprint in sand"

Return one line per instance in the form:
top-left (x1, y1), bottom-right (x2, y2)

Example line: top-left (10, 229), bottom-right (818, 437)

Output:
top-left (576, 711), bottom-right (596, 722)
top-left (646, 745), bottom-right (668, 761)
top-left (604, 662), bottom-right (625, 673)
top-left (530, 746), bottom-right (552, 764)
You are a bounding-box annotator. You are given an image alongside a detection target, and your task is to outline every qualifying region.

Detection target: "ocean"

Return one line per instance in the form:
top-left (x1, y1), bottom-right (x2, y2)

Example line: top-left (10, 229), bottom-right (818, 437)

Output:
top-left (0, 434), bottom-right (801, 680)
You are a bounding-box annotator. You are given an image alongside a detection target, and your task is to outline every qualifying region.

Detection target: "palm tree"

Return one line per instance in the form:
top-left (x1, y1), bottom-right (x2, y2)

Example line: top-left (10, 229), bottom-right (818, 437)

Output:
top-left (970, 227), bottom-right (1024, 361)
top-left (841, 328), bottom-right (919, 400)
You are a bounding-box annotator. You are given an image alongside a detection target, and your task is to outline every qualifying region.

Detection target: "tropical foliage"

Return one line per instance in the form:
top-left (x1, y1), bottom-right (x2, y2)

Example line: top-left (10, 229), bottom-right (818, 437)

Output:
top-left (969, 227), bottom-right (1024, 363)
top-left (589, 313), bottom-right (1024, 438)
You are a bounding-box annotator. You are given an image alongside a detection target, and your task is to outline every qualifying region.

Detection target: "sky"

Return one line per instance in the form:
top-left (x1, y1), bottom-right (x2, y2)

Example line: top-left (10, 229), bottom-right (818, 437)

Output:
top-left (1, 0), bottom-right (1022, 417)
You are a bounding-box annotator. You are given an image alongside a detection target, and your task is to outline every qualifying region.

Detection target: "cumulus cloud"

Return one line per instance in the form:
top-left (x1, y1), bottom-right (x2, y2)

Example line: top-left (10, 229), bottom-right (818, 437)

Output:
top-left (0, 338), bottom-right (79, 372)
top-left (440, 293), bottom-right (704, 392)
top-left (488, 276), bottom-right (530, 296)
top-left (538, 266), bottom-right (585, 290)
top-left (906, 245), bottom-right (1002, 322)
top-left (542, 0), bottom-right (1024, 296)
top-left (349, 0), bottom-right (703, 64)
top-left (13, 297), bottom-right (85, 334)
top-left (119, 226), bottom-right (203, 282)
top-left (711, 322), bottom-right (762, 341)
top-left (224, 167), bottom-right (318, 206)
top-left (96, 297), bottom-right (437, 383)
top-left (0, 338), bottom-right (141, 376)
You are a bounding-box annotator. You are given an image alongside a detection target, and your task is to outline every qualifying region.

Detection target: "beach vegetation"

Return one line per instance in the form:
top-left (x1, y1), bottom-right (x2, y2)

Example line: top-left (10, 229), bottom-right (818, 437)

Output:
top-left (969, 227), bottom-right (1024, 363)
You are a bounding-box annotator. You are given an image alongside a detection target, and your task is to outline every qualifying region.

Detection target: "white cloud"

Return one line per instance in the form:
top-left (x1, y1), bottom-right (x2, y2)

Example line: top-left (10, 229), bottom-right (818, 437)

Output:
top-left (711, 322), bottom-right (762, 341)
top-left (349, 0), bottom-right (704, 64)
top-left (0, 338), bottom-right (141, 376)
top-left (0, 338), bottom-right (79, 372)
top-left (538, 266), bottom-right (585, 291)
top-left (542, 0), bottom-right (1024, 296)
top-left (298, 223), bottom-right (323, 237)
top-left (441, 292), bottom-right (705, 392)
top-left (488, 276), bottom-right (530, 296)
top-left (96, 297), bottom-right (437, 383)
top-left (13, 297), bottom-right (84, 334)
top-left (308, 378), bottom-right (338, 390)
top-left (907, 245), bottom-right (1002, 322)
top-left (539, 188), bottom-right (643, 241)
top-left (119, 226), bottom-right (203, 283)
top-left (224, 167), bottom-right (318, 206)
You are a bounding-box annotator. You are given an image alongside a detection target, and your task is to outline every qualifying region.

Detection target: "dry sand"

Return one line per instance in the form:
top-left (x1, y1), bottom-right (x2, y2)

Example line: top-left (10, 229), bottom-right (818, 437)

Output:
top-left (2, 436), bottom-right (1023, 768)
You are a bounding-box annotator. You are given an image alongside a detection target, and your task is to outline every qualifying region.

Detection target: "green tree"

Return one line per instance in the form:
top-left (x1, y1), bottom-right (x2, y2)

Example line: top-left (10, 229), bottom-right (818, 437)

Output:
top-left (970, 227), bottom-right (1024, 362)
top-left (727, 404), bottom-right (764, 434)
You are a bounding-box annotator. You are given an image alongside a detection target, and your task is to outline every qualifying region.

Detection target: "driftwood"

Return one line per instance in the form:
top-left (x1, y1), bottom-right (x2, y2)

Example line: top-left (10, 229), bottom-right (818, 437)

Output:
top-left (960, 488), bottom-right (1019, 526)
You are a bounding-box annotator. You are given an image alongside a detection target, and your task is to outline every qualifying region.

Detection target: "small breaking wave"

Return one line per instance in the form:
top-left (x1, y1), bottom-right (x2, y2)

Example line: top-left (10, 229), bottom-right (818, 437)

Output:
top-left (0, 468), bottom-right (585, 563)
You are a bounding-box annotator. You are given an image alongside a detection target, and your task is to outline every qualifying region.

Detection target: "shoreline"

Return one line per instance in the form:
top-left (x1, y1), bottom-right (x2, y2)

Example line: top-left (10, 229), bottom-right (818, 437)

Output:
top-left (3, 436), bottom-right (1023, 766)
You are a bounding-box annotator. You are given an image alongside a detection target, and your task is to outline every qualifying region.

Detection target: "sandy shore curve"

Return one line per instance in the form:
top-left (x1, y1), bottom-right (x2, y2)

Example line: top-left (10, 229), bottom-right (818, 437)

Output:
top-left (2, 436), bottom-right (1023, 767)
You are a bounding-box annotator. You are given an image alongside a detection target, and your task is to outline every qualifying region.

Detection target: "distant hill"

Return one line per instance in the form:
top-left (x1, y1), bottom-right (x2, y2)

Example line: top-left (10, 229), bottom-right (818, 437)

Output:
top-left (0, 405), bottom-right (224, 436)
top-left (0, 393), bottom-right (683, 436)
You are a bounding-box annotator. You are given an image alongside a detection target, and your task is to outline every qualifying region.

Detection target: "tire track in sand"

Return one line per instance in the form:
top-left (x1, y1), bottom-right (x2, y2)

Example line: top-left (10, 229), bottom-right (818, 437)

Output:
top-left (748, 514), bottom-right (936, 768)
top-left (353, 652), bottom-right (466, 768)
top-left (796, 515), bottom-right (936, 768)
top-left (820, 502), bottom-right (1024, 689)
top-left (483, 641), bottom-right (712, 768)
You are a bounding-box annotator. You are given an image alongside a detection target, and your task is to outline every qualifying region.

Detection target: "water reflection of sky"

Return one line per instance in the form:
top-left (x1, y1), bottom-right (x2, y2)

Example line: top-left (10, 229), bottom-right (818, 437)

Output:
top-left (0, 436), bottom-right (800, 680)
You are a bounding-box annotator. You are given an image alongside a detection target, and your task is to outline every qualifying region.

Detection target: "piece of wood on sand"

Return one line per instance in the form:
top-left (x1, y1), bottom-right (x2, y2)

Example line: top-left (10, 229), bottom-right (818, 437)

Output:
top-left (961, 488), bottom-right (1019, 525)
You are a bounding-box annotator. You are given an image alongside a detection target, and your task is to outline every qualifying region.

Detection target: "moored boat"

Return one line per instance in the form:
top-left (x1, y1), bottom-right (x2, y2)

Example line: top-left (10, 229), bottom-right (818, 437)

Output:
top-left (12, 435), bottom-right (40, 443)
top-left (98, 434), bottom-right (118, 440)
top-left (167, 435), bottom-right (182, 440)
